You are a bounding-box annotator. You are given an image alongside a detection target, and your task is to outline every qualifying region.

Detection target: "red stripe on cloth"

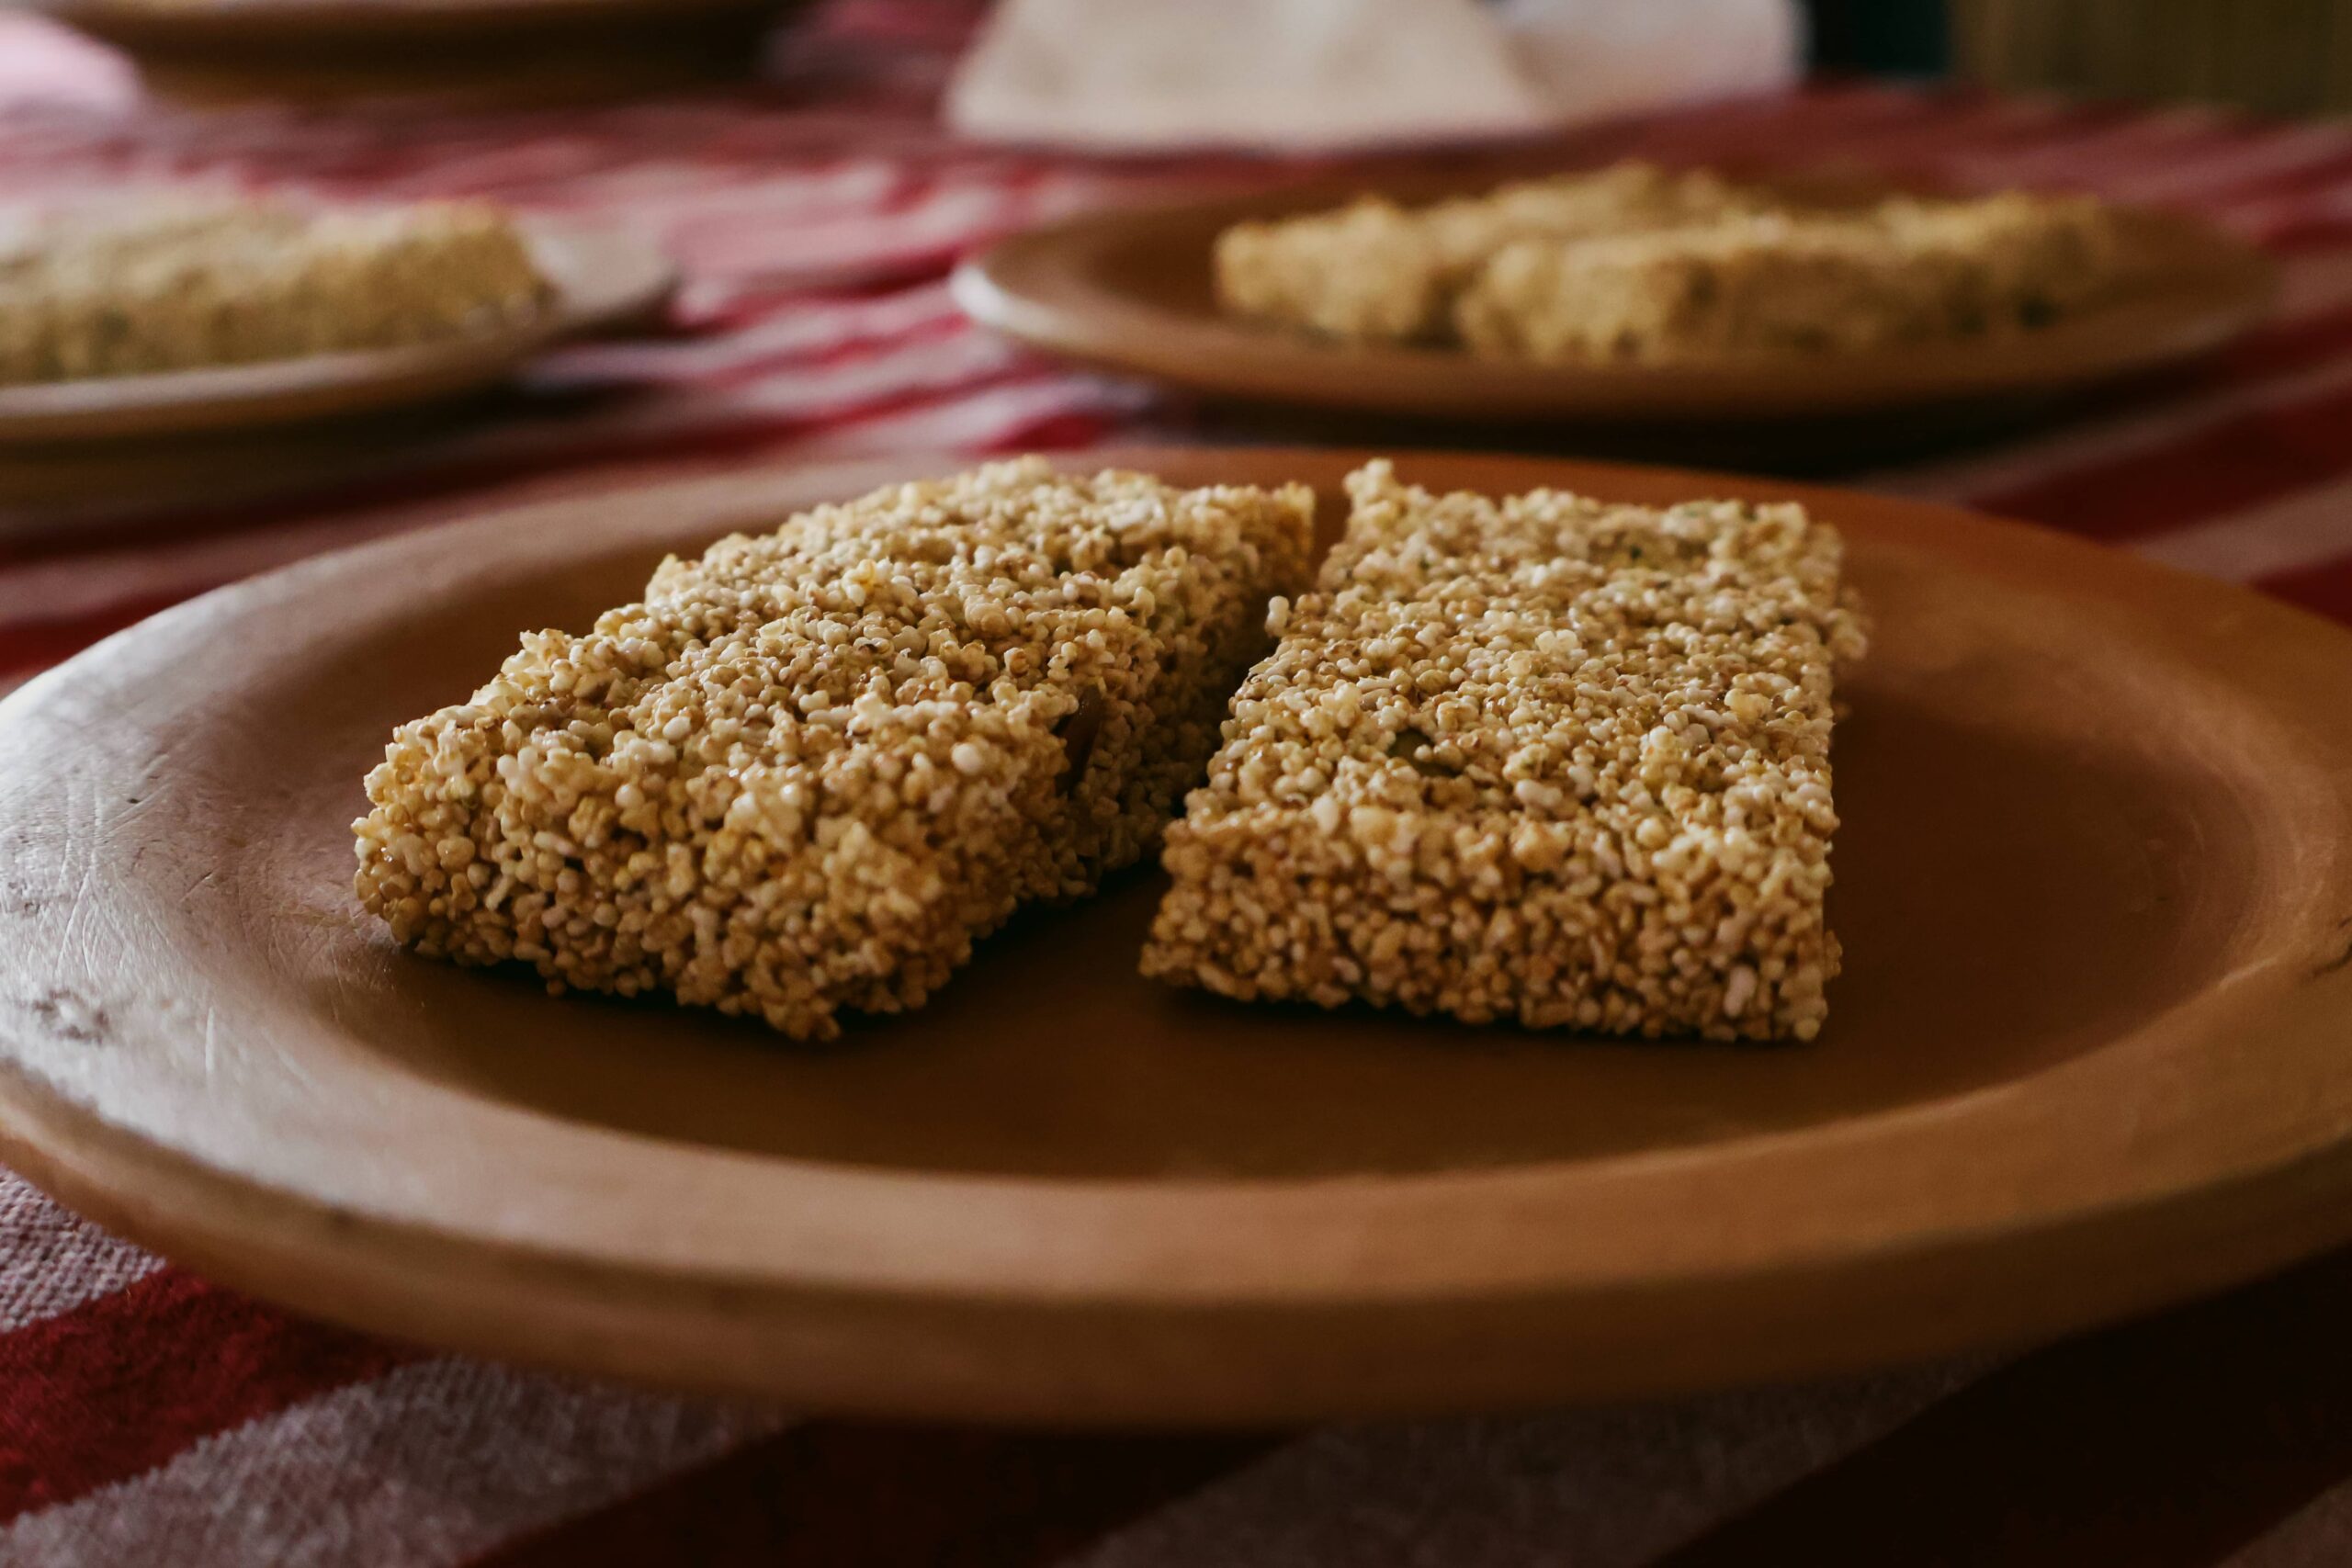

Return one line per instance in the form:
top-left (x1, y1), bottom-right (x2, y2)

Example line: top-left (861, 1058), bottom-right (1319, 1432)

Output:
top-left (819, 0), bottom-right (991, 48)
top-left (1938, 107), bottom-right (2245, 192)
top-left (988, 409), bottom-right (1125, 453)
top-left (2233, 207), bottom-right (2352, 254)
top-left (2215, 298), bottom-right (2352, 382)
top-left (2101, 123), bottom-right (2352, 209)
top-left (1720, 95), bottom-right (2066, 173)
top-left (1624, 85), bottom-right (2003, 172)
top-left (0, 377), bottom-right (1137, 660)
top-left (0, 337), bottom-right (1032, 558)
top-left (2209, 144), bottom-right (2352, 216)
top-left (465, 366), bottom-right (1089, 473)
top-left (0, 1268), bottom-right (414, 1523)
top-left (0, 591), bottom-right (192, 680)
top-left (2258, 552), bottom-right (2352, 621)
top-left (2254, 211), bottom-right (2352, 251)
top-left (469, 1423), bottom-right (1280, 1568)
top-left (1963, 378), bottom-right (2352, 541)
top-left (2029, 288), bottom-right (2352, 449)
top-left (1657, 1246), bottom-right (2352, 1568)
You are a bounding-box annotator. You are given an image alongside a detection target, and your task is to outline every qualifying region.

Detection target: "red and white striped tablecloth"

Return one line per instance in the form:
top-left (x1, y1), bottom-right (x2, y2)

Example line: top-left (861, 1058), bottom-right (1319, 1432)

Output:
top-left (9, 5), bottom-right (2352, 1564)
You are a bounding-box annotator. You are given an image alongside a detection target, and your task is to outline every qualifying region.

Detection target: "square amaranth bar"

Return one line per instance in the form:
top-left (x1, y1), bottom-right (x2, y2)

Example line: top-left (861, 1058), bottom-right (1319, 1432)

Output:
top-left (1454, 193), bottom-right (2123, 362)
top-left (0, 199), bottom-right (549, 382)
top-left (356, 459), bottom-right (1315, 1040)
top-left (1143, 460), bottom-right (1866, 1041)
top-left (1212, 164), bottom-right (1756, 345)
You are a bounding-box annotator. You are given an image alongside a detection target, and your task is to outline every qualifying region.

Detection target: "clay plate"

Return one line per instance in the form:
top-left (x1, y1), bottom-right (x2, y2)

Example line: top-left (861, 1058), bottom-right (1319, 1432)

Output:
top-left (952, 178), bottom-right (2278, 424)
top-left (2, 446), bottom-right (2351, 1426)
top-left (0, 216), bottom-right (675, 444)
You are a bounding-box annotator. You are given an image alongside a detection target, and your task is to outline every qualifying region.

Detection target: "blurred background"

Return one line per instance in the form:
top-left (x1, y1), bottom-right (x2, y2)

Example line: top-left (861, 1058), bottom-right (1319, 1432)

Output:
top-left (1949, 0), bottom-right (2352, 114)
top-left (12, 0), bottom-right (2352, 112)
top-left (1817, 0), bottom-right (2352, 113)
top-left (0, 0), bottom-right (2338, 510)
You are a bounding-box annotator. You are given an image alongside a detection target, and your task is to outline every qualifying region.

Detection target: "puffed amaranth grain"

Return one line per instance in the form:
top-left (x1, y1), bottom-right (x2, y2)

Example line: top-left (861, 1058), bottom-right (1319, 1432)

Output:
top-left (1212, 164), bottom-right (1755, 344)
top-left (1142, 460), bottom-right (1866, 1041)
top-left (356, 459), bottom-right (1316, 1040)
top-left (0, 197), bottom-right (549, 383)
top-left (1454, 192), bottom-right (2123, 363)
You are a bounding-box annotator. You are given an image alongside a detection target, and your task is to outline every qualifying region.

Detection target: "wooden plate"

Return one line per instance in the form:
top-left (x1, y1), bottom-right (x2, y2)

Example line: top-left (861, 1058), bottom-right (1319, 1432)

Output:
top-left (3, 446), bottom-right (2351, 1426)
top-left (953, 179), bottom-right (2280, 424)
top-left (0, 216), bottom-right (675, 445)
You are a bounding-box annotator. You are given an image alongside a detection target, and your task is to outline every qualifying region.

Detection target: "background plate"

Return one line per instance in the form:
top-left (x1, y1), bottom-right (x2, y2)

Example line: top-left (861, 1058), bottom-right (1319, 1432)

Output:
top-left (0, 214), bottom-right (675, 444)
top-left (953, 180), bottom-right (2278, 427)
top-left (1, 446), bottom-right (2350, 1425)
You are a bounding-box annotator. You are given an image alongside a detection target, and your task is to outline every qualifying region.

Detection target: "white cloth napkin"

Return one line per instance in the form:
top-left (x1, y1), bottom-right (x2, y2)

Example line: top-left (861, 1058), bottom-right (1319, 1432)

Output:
top-left (945, 0), bottom-right (1804, 153)
top-left (1500, 0), bottom-right (1804, 129)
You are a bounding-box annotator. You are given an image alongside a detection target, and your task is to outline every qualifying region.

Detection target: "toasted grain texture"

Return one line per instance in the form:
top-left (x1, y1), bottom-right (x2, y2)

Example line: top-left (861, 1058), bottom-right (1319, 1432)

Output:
top-left (0, 199), bottom-right (550, 383)
top-left (1213, 164), bottom-right (1755, 344)
top-left (356, 458), bottom-right (1315, 1039)
top-left (1457, 194), bottom-right (2125, 362)
top-left (1144, 459), bottom-right (1865, 1040)
top-left (1214, 164), bottom-right (2128, 364)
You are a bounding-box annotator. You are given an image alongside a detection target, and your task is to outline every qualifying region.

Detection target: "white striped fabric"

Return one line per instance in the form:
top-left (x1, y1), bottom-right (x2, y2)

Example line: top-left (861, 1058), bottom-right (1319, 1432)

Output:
top-left (1073, 1359), bottom-right (1988, 1568)
top-left (0, 1172), bottom-right (161, 1333)
top-left (0, 1359), bottom-right (786, 1568)
top-left (2231, 1482), bottom-right (2352, 1568)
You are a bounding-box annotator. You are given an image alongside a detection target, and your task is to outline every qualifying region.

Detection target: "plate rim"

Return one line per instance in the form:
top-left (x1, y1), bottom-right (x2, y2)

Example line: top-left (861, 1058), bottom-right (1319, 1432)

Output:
top-left (4, 445), bottom-right (2351, 1420)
